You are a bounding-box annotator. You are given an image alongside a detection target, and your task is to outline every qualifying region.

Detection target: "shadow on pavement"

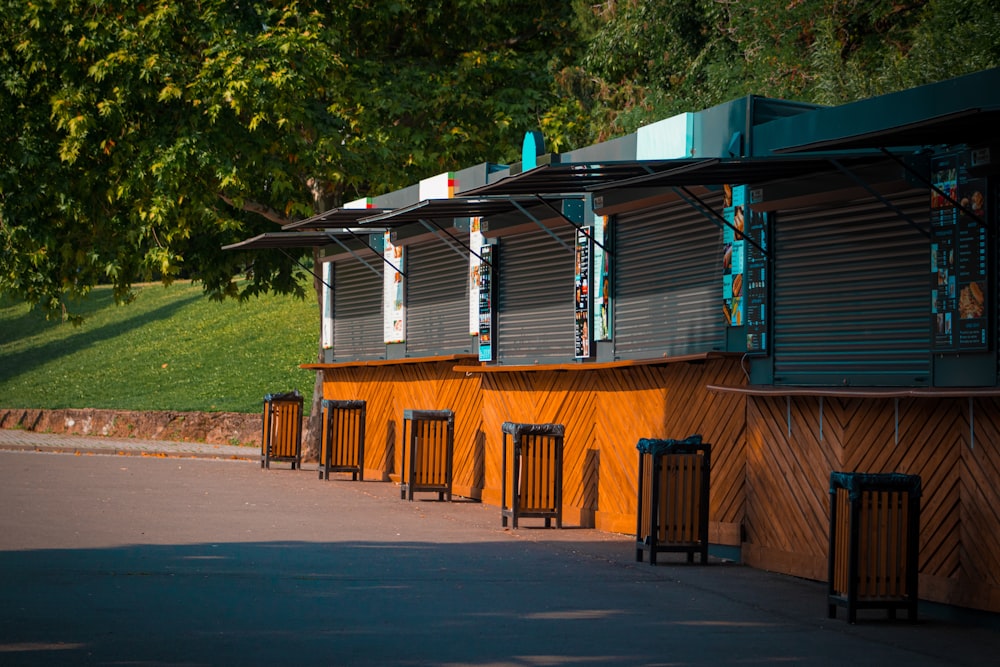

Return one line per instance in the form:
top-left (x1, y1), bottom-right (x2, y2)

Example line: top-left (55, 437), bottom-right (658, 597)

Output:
top-left (1, 538), bottom-right (998, 667)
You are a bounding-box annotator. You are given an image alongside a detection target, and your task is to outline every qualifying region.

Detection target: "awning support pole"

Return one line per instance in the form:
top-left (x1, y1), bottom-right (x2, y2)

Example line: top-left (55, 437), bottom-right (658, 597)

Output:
top-left (509, 199), bottom-right (574, 254)
top-left (327, 234), bottom-right (384, 278)
top-left (672, 187), bottom-right (770, 259)
top-left (276, 247), bottom-right (334, 291)
top-left (829, 158), bottom-right (932, 240)
top-left (879, 148), bottom-right (990, 228)
top-left (530, 196), bottom-right (614, 256)
top-left (419, 218), bottom-right (494, 268)
top-left (343, 229), bottom-right (406, 277)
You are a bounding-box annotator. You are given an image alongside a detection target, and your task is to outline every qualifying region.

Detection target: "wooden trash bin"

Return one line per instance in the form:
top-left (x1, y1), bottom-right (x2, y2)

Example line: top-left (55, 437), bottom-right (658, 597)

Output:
top-left (501, 422), bottom-right (565, 529)
top-left (400, 409), bottom-right (454, 501)
top-left (827, 472), bottom-right (921, 623)
top-left (261, 390), bottom-right (303, 470)
top-left (635, 435), bottom-right (710, 564)
top-left (319, 399), bottom-right (366, 481)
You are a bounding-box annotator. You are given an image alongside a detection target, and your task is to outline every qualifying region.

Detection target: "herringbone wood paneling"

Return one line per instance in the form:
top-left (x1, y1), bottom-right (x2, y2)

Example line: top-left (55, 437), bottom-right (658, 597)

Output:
top-left (960, 398), bottom-right (1000, 610)
top-left (847, 398), bottom-right (962, 587)
top-left (480, 359), bottom-right (745, 535)
top-left (320, 359), bottom-right (1000, 613)
top-left (322, 360), bottom-right (481, 491)
top-left (745, 396), bottom-right (838, 579)
top-left (745, 393), bottom-right (1000, 613)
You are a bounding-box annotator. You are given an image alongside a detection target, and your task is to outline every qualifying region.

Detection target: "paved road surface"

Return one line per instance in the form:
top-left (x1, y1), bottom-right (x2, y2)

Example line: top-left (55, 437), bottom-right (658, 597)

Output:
top-left (0, 439), bottom-right (998, 666)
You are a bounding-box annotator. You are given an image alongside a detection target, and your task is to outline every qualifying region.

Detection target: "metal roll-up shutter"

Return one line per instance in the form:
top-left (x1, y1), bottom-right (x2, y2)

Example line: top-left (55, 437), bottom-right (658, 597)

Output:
top-left (497, 226), bottom-right (576, 364)
top-left (773, 189), bottom-right (930, 386)
top-left (333, 258), bottom-right (384, 361)
top-left (405, 240), bottom-right (473, 356)
top-left (614, 194), bottom-right (726, 359)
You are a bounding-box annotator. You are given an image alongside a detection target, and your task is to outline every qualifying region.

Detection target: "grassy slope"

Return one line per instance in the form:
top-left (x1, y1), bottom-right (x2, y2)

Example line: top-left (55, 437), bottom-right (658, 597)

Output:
top-left (0, 282), bottom-right (317, 413)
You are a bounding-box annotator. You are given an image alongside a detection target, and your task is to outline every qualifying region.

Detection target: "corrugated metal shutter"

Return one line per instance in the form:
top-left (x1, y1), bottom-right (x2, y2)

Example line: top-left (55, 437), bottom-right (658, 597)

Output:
top-left (773, 189), bottom-right (930, 386)
top-left (333, 258), bottom-right (384, 361)
top-left (497, 226), bottom-right (576, 364)
top-left (614, 194), bottom-right (726, 359)
top-left (405, 240), bottom-right (473, 356)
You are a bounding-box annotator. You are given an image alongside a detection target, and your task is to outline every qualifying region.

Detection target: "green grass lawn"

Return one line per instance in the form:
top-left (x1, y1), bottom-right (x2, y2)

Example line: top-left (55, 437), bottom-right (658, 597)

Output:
top-left (0, 282), bottom-right (317, 413)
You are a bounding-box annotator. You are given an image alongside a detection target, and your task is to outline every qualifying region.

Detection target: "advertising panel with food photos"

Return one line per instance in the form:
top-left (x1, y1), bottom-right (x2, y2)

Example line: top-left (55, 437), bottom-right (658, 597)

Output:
top-left (723, 184), bottom-right (769, 354)
top-left (478, 243), bottom-right (496, 362)
top-left (574, 227), bottom-right (592, 359)
top-left (930, 152), bottom-right (989, 352)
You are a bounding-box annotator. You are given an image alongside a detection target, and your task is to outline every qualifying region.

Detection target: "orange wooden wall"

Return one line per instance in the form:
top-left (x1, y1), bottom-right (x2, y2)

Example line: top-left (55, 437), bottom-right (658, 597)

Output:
top-left (320, 358), bottom-right (745, 537)
top-left (318, 359), bottom-right (1000, 613)
top-left (745, 394), bottom-right (1000, 613)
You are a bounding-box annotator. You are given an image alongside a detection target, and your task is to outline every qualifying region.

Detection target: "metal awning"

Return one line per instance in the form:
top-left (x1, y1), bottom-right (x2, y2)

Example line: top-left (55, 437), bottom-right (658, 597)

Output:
top-left (587, 155), bottom-right (883, 193)
top-left (758, 68), bottom-right (1000, 154)
top-left (774, 107), bottom-right (1000, 154)
top-left (460, 161), bottom-right (668, 196)
top-left (222, 228), bottom-right (400, 280)
top-left (357, 195), bottom-right (567, 226)
top-left (282, 207), bottom-right (394, 231)
top-left (221, 232), bottom-right (347, 250)
top-left (358, 194), bottom-right (588, 262)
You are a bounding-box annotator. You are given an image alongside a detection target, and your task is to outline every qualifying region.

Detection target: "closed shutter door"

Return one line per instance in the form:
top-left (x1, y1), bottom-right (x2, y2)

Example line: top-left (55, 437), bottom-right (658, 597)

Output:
top-left (614, 194), bottom-right (725, 359)
top-left (773, 189), bottom-right (930, 386)
top-left (497, 227), bottom-right (576, 364)
top-left (406, 240), bottom-right (472, 356)
top-left (333, 259), bottom-right (384, 361)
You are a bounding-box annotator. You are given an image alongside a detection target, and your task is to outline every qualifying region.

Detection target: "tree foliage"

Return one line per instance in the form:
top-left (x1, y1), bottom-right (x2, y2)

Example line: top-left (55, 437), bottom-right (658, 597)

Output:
top-left (0, 0), bottom-right (581, 320)
top-left (556, 0), bottom-right (1000, 139)
top-left (2, 0), bottom-right (999, 322)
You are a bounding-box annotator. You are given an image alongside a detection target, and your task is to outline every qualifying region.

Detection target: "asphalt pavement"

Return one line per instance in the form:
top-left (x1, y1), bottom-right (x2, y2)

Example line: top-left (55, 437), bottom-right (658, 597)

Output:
top-left (1, 429), bottom-right (999, 666)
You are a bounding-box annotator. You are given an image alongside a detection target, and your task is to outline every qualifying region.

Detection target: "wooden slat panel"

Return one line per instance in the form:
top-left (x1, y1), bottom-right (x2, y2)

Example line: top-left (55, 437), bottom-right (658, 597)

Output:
top-left (480, 359), bottom-right (745, 534)
top-left (323, 360), bottom-right (481, 492)
top-left (745, 395), bottom-right (837, 579)
top-left (845, 398), bottom-right (961, 584)
top-left (960, 397), bottom-right (1000, 610)
top-left (318, 358), bottom-right (1000, 613)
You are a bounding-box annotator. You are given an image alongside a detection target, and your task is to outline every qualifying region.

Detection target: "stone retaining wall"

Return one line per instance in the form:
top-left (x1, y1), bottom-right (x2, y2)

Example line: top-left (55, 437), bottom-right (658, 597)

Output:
top-left (0, 408), bottom-right (262, 446)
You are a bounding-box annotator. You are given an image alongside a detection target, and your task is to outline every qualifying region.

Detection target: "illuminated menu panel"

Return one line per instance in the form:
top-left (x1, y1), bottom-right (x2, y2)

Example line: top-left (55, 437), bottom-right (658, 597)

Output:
top-left (723, 185), bottom-right (769, 354)
top-left (478, 243), bottom-right (496, 362)
top-left (744, 208), bottom-right (769, 354)
top-left (574, 228), bottom-right (592, 359)
top-left (930, 152), bottom-right (988, 352)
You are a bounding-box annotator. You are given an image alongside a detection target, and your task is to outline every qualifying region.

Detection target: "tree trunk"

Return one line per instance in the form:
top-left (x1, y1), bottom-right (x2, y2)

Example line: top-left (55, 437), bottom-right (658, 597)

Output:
top-left (299, 246), bottom-right (325, 463)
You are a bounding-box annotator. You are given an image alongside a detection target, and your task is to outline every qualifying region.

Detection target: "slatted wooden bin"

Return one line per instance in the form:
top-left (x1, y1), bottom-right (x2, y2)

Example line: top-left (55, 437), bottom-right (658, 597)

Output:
top-left (635, 435), bottom-right (711, 564)
top-left (319, 399), bottom-right (366, 481)
top-left (400, 409), bottom-right (455, 501)
top-left (827, 472), bottom-right (921, 623)
top-left (261, 391), bottom-right (303, 470)
top-left (501, 422), bottom-right (565, 529)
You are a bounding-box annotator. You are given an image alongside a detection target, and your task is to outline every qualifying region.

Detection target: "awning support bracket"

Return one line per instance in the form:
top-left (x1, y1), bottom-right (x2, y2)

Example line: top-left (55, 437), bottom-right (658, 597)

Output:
top-left (342, 230), bottom-right (406, 277)
top-left (327, 234), bottom-right (384, 278)
top-left (276, 247), bottom-right (334, 291)
top-left (879, 148), bottom-right (990, 228)
top-left (531, 196), bottom-right (614, 256)
top-left (829, 158), bottom-right (932, 240)
top-left (419, 218), bottom-right (494, 268)
top-left (672, 187), bottom-right (770, 259)
top-left (509, 199), bottom-right (574, 254)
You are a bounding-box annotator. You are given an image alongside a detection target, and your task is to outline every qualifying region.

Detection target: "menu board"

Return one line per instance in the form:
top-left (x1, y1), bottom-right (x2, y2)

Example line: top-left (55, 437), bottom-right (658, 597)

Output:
top-left (575, 227), bottom-right (593, 359)
top-left (478, 243), bottom-right (496, 362)
top-left (593, 216), bottom-right (612, 341)
top-left (383, 232), bottom-right (405, 343)
top-left (930, 152), bottom-right (988, 352)
top-left (469, 217), bottom-right (483, 336)
top-left (722, 185), bottom-right (769, 354)
top-left (744, 208), bottom-right (769, 354)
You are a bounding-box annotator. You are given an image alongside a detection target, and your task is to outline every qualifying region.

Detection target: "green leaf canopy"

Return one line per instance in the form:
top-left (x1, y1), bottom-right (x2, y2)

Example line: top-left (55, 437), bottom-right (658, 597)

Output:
top-left (0, 0), bottom-right (580, 318)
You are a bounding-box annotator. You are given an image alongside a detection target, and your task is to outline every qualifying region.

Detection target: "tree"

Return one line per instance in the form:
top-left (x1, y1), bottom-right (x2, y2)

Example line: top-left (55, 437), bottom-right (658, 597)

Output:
top-left (550, 0), bottom-right (1000, 140)
top-left (0, 0), bottom-right (584, 454)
